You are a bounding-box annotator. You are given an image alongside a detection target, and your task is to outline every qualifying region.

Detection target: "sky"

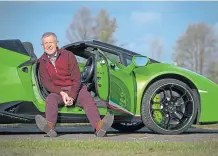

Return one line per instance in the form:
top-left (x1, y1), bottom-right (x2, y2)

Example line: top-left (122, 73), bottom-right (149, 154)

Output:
top-left (1, 1), bottom-right (218, 63)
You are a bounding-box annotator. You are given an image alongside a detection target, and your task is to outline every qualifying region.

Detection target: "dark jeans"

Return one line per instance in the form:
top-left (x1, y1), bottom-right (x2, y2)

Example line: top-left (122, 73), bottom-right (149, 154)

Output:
top-left (45, 85), bottom-right (101, 129)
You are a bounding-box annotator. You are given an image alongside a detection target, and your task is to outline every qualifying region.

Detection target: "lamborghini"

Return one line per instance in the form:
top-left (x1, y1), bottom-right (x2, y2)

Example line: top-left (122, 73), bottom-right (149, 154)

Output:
top-left (1, 39), bottom-right (218, 135)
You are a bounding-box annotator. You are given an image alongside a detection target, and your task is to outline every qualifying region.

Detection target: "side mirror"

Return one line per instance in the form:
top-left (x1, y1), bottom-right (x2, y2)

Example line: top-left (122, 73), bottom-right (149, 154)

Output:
top-left (132, 56), bottom-right (150, 67)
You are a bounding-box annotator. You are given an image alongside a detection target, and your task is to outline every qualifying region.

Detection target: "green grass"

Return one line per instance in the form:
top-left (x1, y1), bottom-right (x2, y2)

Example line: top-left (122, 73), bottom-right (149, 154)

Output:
top-left (1, 139), bottom-right (218, 156)
top-left (1, 123), bottom-right (218, 156)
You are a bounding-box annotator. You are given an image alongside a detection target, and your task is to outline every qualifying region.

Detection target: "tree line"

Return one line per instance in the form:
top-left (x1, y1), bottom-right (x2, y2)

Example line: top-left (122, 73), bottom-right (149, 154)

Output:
top-left (66, 6), bottom-right (218, 84)
top-left (173, 23), bottom-right (218, 84)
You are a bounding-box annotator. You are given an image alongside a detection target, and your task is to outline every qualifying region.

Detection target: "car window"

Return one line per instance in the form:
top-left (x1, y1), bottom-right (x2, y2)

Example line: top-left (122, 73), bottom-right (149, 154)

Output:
top-left (75, 55), bottom-right (87, 64)
top-left (103, 51), bottom-right (121, 63)
top-left (75, 55), bottom-right (87, 72)
top-left (98, 49), bottom-right (127, 69)
top-left (124, 54), bottom-right (133, 66)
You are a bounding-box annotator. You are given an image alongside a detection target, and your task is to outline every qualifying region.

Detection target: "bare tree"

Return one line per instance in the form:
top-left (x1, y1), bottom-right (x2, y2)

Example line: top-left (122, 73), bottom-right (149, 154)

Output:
top-left (173, 22), bottom-right (217, 75)
top-left (66, 7), bottom-right (117, 44)
top-left (66, 7), bottom-right (94, 42)
top-left (149, 37), bottom-right (164, 61)
top-left (66, 7), bottom-right (118, 64)
top-left (93, 9), bottom-right (117, 44)
top-left (206, 61), bottom-right (218, 84)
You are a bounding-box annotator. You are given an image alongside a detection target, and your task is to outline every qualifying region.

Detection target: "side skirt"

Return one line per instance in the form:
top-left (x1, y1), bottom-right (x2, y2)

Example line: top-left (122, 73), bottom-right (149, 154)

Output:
top-left (0, 101), bottom-right (142, 124)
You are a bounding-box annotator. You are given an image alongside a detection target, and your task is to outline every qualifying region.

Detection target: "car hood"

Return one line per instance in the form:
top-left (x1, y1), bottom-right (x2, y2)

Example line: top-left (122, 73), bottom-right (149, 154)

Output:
top-left (132, 62), bottom-right (218, 92)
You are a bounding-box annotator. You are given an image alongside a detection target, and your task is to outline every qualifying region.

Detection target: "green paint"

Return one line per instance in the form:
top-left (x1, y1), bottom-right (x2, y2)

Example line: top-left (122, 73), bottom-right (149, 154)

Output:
top-left (95, 51), bottom-right (109, 101)
top-left (1, 43), bottom-right (218, 125)
top-left (109, 71), bottom-right (135, 113)
top-left (152, 94), bottom-right (162, 123)
top-left (133, 63), bottom-right (218, 123)
top-left (0, 48), bottom-right (35, 103)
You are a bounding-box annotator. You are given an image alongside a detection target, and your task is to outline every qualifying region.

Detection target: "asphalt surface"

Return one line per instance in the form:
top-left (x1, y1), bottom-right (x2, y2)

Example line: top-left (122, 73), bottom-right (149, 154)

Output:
top-left (1, 124), bottom-right (218, 142)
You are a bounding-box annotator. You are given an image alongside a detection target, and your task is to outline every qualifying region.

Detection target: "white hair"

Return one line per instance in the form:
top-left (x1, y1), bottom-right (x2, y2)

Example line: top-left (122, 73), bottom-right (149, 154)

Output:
top-left (41, 32), bottom-right (57, 40)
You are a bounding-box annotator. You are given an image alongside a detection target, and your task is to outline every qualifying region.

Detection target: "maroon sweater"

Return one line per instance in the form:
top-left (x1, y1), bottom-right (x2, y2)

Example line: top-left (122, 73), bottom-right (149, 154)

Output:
top-left (38, 48), bottom-right (81, 99)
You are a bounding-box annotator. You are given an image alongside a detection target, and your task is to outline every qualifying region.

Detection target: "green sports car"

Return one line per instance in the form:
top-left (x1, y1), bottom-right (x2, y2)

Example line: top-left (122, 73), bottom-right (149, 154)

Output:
top-left (1, 39), bottom-right (218, 135)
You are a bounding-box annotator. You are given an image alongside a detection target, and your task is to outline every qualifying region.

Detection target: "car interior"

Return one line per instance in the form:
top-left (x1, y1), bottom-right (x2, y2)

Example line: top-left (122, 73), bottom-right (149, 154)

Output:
top-left (26, 42), bottom-right (108, 108)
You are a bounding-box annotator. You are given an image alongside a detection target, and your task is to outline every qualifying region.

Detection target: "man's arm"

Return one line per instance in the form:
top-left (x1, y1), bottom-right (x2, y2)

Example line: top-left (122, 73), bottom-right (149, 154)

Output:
top-left (68, 52), bottom-right (81, 100)
top-left (39, 61), bottom-right (62, 95)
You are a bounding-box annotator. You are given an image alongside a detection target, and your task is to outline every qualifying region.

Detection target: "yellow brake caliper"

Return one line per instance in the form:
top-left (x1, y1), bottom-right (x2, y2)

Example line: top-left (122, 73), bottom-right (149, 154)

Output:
top-left (152, 94), bottom-right (163, 123)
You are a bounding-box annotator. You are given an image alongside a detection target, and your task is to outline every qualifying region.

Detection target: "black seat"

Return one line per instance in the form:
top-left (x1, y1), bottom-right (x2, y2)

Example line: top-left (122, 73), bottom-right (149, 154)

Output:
top-left (36, 62), bottom-right (50, 98)
top-left (22, 42), bottom-right (37, 60)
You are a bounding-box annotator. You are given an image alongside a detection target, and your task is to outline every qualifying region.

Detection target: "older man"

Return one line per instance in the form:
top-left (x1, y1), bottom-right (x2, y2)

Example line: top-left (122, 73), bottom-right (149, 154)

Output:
top-left (35, 32), bottom-right (114, 137)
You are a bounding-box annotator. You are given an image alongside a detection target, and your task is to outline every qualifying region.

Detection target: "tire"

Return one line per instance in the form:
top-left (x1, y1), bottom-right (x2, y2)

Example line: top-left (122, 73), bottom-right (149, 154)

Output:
top-left (112, 122), bottom-right (145, 133)
top-left (141, 78), bottom-right (199, 135)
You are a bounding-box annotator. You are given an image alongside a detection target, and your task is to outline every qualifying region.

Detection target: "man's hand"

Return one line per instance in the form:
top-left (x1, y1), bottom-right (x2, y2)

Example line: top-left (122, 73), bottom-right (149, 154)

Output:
top-left (60, 91), bottom-right (74, 106)
top-left (66, 97), bottom-right (74, 106)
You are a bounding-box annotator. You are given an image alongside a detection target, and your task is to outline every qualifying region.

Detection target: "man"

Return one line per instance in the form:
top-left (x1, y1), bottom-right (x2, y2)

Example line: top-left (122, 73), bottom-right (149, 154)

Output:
top-left (35, 32), bottom-right (114, 137)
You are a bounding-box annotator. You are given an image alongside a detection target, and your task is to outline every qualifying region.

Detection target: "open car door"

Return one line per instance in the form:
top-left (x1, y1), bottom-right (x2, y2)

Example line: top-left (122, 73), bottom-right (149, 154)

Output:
top-left (94, 48), bottom-right (137, 116)
top-left (95, 49), bottom-right (110, 102)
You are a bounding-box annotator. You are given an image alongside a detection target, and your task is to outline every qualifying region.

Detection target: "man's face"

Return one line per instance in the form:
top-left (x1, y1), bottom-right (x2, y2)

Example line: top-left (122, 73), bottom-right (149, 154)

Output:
top-left (42, 35), bottom-right (58, 55)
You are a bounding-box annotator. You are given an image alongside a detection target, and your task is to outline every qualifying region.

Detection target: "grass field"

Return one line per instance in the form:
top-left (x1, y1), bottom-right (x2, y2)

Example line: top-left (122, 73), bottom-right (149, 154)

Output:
top-left (1, 123), bottom-right (218, 156)
top-left (1, 139), bottom-right (218, 156)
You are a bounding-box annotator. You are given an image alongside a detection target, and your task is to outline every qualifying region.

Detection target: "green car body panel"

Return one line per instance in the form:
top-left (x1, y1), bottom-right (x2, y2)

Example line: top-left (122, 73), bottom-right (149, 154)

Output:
top-left (95, 50), bottom-right (110, 101)
top-left (0, 47), bottom-right (36, 103)
top-left (133, 63), bottom-right (218, 123)
top-left (1, 39), bottom-right (218, 133)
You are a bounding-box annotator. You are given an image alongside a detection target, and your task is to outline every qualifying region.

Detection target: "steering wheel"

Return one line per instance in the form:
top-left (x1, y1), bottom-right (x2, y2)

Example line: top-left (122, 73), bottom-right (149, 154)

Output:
top-left (81, 56), bottom-right (95, 83)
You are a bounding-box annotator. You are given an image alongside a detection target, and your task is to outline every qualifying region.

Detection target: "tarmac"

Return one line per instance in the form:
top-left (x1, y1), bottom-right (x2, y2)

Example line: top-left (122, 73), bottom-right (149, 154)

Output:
top-left (0, 124), bottom-right (218, 142)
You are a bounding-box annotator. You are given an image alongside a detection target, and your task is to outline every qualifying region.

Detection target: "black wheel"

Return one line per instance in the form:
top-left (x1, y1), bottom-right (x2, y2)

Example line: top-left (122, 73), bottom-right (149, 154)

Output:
top-left (141, 78), bottom-right (199, 135)
top-left (112, 122), bottom-right (144, 133)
